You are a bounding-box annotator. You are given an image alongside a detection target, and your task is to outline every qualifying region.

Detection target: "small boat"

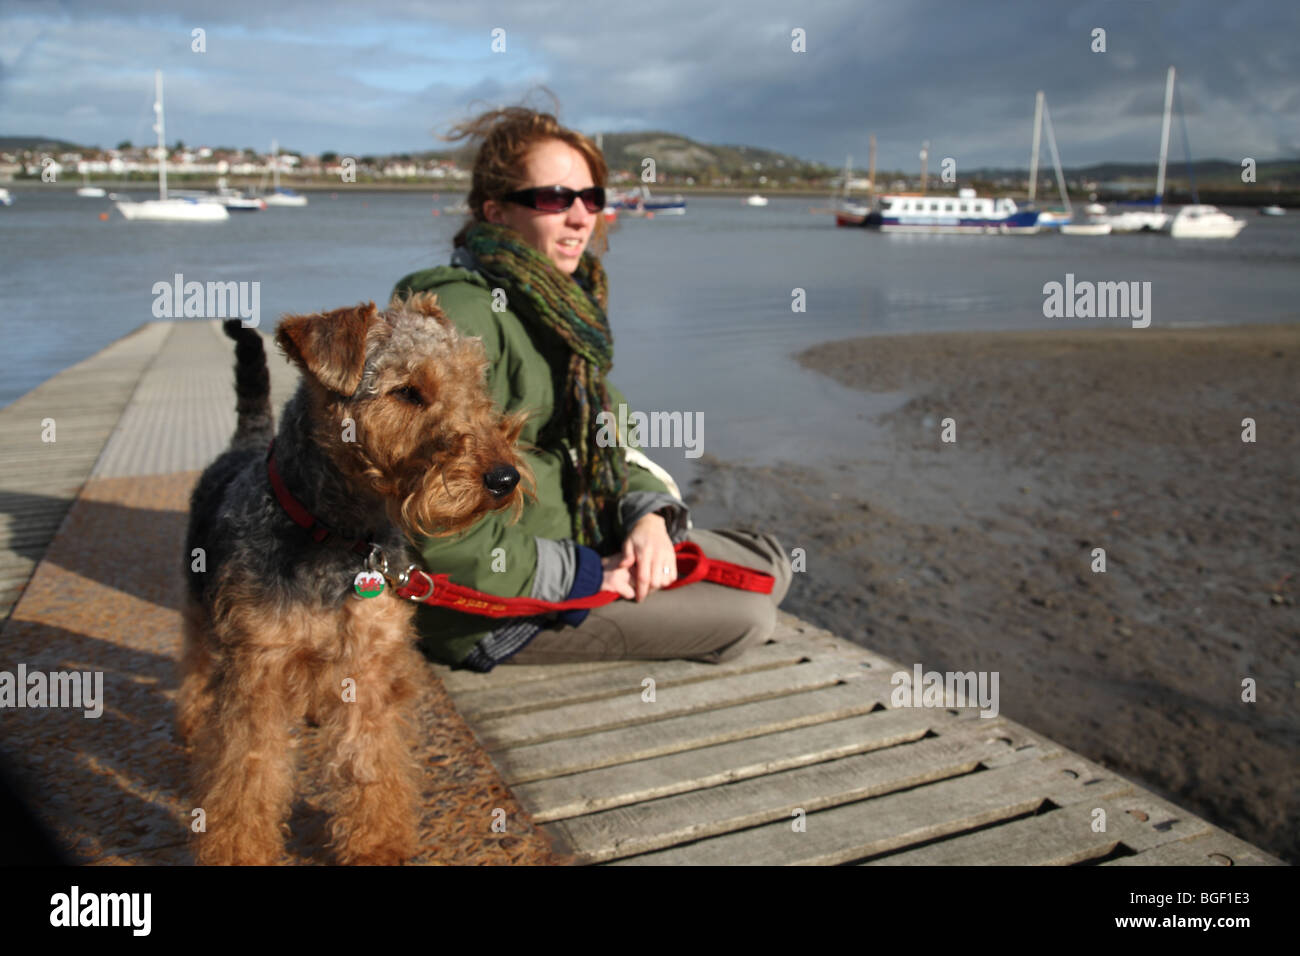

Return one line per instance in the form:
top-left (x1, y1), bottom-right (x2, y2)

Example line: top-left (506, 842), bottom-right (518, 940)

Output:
top-left (1035, 210), bottom-right (1072, 228)
top-left (261, 139), bottom-right (309, 207)
top-left (1084, 202), bottom-right (1107, 216)
top-left (833, 149), bottom-right (874, 227)
top-left (1170, 204), bottom-right (1246, 239)
top-left (76, 168), bottom-right (106, 197)
top-left (1259, 205), bottom-right (1285, 216)
top-left (864, 188), bottom-right (1040, 234)
top-left (115, 72), bottom-right (230, 223)
top-left (745, 194), bottom-right (769, 207)
top-left (208, 178), bottom-right (265, 211)
top-left (0, 188), bottom-right (12, 207)
top-left (834, 200), bottom-right (870, 226)
top-left (610, 185), bottom-right (685, 215)
top-left (1060, 221), bottom-right (1113, 236)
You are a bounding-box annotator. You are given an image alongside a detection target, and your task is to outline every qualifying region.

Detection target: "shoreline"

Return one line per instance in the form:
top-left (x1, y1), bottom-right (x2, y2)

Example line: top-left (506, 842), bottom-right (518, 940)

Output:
top-left (686, 322), bottom-right (1300, 864)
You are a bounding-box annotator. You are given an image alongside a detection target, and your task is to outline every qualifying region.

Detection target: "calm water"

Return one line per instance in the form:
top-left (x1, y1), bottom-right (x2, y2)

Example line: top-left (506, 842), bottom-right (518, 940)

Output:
top-left (2, 189), bottom-right (1298, 483)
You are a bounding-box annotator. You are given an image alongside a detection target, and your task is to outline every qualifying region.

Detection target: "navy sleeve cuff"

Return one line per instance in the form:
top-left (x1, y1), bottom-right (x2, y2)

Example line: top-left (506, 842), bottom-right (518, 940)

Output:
top-left (559, 544), bottom-right (603, 627)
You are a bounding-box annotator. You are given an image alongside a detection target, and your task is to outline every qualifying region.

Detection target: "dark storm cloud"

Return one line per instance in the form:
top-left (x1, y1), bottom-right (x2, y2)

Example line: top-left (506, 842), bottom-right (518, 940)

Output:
top-left (2, 0), bottom-right (1296, 166)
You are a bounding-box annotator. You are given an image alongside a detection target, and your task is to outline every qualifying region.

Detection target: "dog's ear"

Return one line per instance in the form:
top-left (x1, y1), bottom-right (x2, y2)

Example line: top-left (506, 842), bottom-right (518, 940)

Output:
top-left (276, 302), bottom-right (378, 396)
top-left (392, 290), bottom-right (444, 320)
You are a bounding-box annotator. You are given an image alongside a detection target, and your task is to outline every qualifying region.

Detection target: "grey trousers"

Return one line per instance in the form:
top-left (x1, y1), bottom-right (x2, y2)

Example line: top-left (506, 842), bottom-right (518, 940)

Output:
top-left (502, 529), bottom-right (793, 665)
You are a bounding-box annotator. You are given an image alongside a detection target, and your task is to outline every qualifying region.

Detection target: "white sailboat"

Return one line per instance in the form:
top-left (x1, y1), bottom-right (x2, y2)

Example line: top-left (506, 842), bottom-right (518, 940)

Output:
top-left (1025, 91), bottom-right (1074, 228)
top-left (1021, 90), bottom-right (1110, 235)
top-left (1163, 69), bottom-right (1245, 239)
top-left (263, 140), bottom-right (309, 207)
top-left (115, 72), bottom-right (229, 222)
top-left (1101, 68), bottom-right (1174, 234)
top-left (76, 165), bottom-right (106, 198)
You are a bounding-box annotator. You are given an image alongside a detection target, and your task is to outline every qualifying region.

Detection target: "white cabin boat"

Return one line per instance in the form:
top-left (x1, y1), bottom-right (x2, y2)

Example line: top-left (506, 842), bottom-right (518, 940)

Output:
top-left (745, 194), bottom-right (769, 207)
top-left (1170, 204), bottom-right (1246, 239)
top-left (864, 188), bottom-right (1040, 234)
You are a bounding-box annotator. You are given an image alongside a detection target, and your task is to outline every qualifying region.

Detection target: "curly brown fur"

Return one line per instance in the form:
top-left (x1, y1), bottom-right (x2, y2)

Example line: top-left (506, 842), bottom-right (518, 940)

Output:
top-left (181, 294), bottom-right (530, 865)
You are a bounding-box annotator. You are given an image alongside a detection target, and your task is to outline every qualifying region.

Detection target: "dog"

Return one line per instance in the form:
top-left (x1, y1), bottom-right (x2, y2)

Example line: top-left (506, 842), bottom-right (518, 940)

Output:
top-left (178, 294), bottom-right (528, 865)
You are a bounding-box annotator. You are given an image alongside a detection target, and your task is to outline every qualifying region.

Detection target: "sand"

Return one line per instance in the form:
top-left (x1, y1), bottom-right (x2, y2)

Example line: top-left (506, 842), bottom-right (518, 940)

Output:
top-left (686, 323), bottom-right (1300, 864)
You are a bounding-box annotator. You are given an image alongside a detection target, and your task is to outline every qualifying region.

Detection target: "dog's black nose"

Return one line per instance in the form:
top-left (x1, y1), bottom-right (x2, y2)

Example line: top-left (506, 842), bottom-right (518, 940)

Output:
top-left (484, 464), bottom-right (520, 498)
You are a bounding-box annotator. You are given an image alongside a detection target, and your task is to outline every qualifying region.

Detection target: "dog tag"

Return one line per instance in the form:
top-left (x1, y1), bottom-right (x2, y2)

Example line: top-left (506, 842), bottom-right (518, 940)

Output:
top-left (353, 570), bottom-right (386, 599)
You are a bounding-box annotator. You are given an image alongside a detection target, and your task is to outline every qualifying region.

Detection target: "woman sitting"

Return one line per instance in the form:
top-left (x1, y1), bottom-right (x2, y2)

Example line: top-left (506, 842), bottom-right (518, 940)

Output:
top-left (392, 105), bottom-right (791, 671)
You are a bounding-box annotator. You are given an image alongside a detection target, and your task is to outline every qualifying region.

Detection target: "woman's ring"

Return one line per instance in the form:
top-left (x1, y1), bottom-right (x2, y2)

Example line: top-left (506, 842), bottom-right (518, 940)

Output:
top-left (662, 565), bottom-right (672, 576)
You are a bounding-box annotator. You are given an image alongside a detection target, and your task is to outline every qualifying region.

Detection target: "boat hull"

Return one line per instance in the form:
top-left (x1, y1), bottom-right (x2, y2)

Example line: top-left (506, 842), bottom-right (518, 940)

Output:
top-left (1170, 207), bottom-right (1246, 239)
top-left (1060, 222), bottom-right (1113, 236)
top-left (116, 199), bottom-right (230, 222)
top-left (264, 191), bottom-right (308, 207)
top-left (1102, 211), bottom-right (1170, 233)
top-left (868, 210), bottom-right (1041, 235)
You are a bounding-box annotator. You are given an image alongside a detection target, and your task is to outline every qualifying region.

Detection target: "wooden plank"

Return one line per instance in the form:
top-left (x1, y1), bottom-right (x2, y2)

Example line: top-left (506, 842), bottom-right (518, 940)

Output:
top-left (452, 631), bottom-right (859, 720)
top-left (515, 704), bottom-right (984, 822)
top-left (864, 790), bottom-right (1212, 865)
top-left (606, 749), bottom-right (1133, 866)
top-left (491, 678), bottom-right (899, 784)
top-left (434, 659), bottom-right (630, 695)
top-left (1102, 830), bottom-right (1286, 866)
top-left (476, 654), bottom-right (885, 750)
top-left (549, 715), bottom-right (1053, 863)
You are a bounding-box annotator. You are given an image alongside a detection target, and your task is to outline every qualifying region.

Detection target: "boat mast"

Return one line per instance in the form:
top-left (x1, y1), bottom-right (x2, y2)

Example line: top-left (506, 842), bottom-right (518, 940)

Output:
top-left (867, 134), bottom-right (876, 195)
top-left (1155, 66), bottom-right (1174, 208)
top-left (154, 70), bottom-right (167, 201)
top-left (1042, 98), bottom-right (1072, 216)
top-left (1175, 81), bottom-right (1199, 204)
top-left (843, 154), bottom-right (852, 199)
top-left (1028, 90), bottom-right (1043, 204)
top-left (272, 139), bottom-right (280, 191)
top-left (919, 141), bottom-right (928, 196)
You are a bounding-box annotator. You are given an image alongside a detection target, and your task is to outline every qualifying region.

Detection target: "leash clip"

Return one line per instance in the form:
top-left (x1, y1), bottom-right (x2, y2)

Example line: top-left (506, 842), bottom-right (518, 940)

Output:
top-left (401, 566), bottom-right (435, 602)
top-left (365, 545), bottom-right (389, 577)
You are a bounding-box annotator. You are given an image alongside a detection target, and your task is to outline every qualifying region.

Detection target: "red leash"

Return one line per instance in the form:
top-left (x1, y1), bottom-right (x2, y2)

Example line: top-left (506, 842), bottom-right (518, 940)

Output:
top-left (267, 440), bottom-right (775, 616)
top-left (394, 541), bottom-right (774, 617)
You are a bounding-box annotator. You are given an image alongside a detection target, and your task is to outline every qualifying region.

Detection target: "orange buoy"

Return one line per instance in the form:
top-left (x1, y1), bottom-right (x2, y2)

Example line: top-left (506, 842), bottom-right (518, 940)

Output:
top-left (646, 211), bottom-right (655, 219)
top-left (99, 212), bottom-right (109, 221)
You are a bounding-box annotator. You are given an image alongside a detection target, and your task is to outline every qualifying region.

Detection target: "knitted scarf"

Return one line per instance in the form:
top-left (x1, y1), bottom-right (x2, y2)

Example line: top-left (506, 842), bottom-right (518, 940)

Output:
top-left (463, 221), bottom-right (628, 547)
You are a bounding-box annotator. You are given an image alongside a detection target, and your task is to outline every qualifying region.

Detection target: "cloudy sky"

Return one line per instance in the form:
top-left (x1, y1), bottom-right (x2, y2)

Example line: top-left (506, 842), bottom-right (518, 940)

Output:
top-left (2, 0), bottom-right (1296, 170)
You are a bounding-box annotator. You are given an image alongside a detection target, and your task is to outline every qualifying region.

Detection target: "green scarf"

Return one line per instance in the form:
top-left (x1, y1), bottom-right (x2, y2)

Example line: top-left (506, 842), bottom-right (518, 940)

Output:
top-left (463, 221), bottom-right (628, 547)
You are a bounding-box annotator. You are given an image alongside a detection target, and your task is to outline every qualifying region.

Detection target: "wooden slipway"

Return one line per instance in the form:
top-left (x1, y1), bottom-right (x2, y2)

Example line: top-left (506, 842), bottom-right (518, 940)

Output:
top-left (0, 320), bottom-right (1284, 866)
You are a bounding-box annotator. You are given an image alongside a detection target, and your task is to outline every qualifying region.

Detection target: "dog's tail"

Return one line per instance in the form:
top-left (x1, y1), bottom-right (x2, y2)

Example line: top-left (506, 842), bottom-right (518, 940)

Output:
top-left (222, 320), bottom-right (273, 448)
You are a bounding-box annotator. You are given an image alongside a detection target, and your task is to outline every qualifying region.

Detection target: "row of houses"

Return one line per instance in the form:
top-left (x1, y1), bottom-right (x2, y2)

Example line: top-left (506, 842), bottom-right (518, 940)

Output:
top-left (0, 146), bottom-right (472, 182)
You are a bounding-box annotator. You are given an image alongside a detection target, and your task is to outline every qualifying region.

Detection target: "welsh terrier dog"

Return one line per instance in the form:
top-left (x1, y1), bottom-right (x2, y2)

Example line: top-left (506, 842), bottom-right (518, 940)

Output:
top-left (178, 294), bottom-right (528, 865)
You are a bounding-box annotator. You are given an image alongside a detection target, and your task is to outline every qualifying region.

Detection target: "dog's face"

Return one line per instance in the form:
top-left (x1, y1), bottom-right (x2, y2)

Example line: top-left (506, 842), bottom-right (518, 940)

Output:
top-left (276, 294), bottom-right (531, 537)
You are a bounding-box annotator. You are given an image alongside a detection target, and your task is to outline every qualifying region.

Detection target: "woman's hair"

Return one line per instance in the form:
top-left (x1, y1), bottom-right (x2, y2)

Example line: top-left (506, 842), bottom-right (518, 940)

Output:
top-left (445, 98), bottom-right (609, 253)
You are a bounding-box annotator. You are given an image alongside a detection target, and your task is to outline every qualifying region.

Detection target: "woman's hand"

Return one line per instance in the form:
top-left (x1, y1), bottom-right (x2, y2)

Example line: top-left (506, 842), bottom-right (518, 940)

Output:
top-left (621, 512), bottom-right (676, 602)
top-left (600, 553), bottom-right (636, 600)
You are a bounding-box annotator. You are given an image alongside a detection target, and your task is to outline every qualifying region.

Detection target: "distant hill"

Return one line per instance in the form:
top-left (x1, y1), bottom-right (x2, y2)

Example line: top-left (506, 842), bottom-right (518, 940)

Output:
top-left (0, 135), bottom-right (89, 152)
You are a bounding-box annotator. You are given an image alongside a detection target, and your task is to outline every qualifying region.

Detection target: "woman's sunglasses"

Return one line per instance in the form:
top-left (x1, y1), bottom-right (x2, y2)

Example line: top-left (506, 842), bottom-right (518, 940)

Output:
top-left (503, 185), bottom-right (606, 214)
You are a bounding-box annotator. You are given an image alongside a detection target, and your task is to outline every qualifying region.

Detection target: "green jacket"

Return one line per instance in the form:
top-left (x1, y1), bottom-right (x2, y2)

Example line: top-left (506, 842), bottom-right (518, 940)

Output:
top-left (391, 256), bottom-right (689, 670)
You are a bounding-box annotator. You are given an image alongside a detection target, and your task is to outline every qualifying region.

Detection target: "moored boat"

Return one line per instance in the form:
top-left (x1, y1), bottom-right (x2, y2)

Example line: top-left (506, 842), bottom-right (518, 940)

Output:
top-left (863, 188), bottom-right (1040, 234)
top-left (114, 71), bottom-right (230, 223)
top-left (0, 188), bottom-right (13, 207)
top-left (1170, 204), bottom-right (1246, 239)
top-left (1060, 221), bottom-right (1113, 236)
top-left (1259, 205), bottom-right (1285, 216)
top-left (745, 194), bottom-right (769, 207)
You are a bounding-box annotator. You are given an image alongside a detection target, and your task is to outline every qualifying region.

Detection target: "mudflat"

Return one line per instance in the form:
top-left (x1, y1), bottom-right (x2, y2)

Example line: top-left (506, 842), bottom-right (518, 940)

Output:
top-left (687, 323), bottom-right (1300, 864)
